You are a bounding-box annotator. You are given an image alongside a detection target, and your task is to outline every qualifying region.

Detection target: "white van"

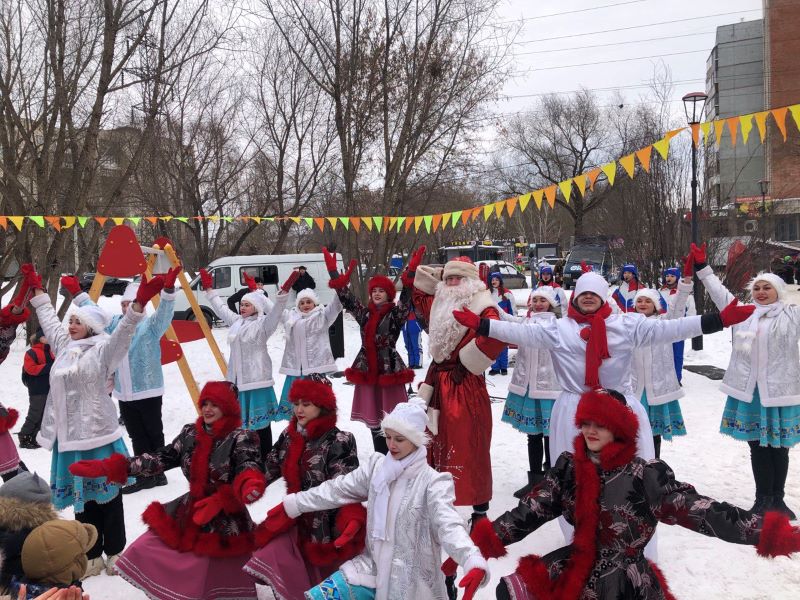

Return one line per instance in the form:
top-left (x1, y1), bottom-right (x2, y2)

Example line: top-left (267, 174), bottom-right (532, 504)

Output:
top-left (173, 253), bottom-right (346, 357)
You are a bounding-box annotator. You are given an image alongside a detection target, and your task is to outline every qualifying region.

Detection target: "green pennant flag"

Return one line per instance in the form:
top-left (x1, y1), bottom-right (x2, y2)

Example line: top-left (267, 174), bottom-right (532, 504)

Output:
top-left (339, 217), bottom-right (350, 230)
top-left (127, 217), bottom-right (141, 226)
top-left (175, 216), bottom-right (189, 223)
top-left (29, 216), bottom-right (45, 228)
top-left (303, 217), bottom-right (313, 228)
top-left (423, 215), bottom-right (432, 233)
top-left (396, 216), bottom-right (406, 232)
top-left (372, 216), bottom-right (383, 231)
top-left (264, 217), bottom-right (275, 222)
top-left (221, 216), bottom-right (234, 223)
top-left (451, 211), bottom-right (462, 228)
top-left (77, 216), bottom-right (89, 228)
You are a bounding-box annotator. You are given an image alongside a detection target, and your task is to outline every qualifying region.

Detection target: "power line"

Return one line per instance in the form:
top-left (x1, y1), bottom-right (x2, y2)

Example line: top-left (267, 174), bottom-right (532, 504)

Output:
top-left (497, 0), bottom-right (646, 24)
top-left (512, 30), bottom-right (717, 55)
top-left (525, 48), bottom-right (710, 72)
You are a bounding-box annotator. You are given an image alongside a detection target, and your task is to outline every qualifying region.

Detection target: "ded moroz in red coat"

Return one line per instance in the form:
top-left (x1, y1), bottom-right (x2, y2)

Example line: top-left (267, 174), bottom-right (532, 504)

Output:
top-left (413, 261), bottom-right (506, 506)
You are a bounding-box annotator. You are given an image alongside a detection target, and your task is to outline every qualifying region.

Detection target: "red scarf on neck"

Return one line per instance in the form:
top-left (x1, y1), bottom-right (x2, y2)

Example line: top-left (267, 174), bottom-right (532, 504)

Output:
top-left (567, 302), bottom-right (613, 388)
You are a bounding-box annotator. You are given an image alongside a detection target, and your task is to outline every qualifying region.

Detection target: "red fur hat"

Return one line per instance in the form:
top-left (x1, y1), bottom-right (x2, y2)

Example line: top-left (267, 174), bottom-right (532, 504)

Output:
top-left (574, 388), bottom-right (638, 443)
top-left (289, 376), bottom-right (337, 412)
top-left (368, 275), bottom-right (396, 302)
top-left (198, 381), bottom-right (241, 420)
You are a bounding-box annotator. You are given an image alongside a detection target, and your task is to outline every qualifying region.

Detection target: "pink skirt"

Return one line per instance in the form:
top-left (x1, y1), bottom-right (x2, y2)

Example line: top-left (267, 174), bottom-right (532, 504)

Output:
top-left (244, 528), bottom-right (334, 600)
top-left (0, 432), bottom-right (20, 475)
top-left (351, 384), bottom-right (408, 428)
top-left (114, 531), bottom-right (256, 600)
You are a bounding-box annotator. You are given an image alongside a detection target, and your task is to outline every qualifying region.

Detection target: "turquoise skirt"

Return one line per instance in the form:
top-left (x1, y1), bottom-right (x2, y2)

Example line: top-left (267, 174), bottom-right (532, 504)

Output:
top-left (640, 391), bottom-right (686, 440)
top-left (305, 570), bottom-right (375, 600)
top-left (240, 386), bottom-right (281, 431)
top-left (50, 438), bottom-right (134, 512)
top-left (276, 375), bottom-right (300, 421)
top-left (501, 387), bottom-right (553, 435)
top-left (720, 386), bottom-right (800, 448)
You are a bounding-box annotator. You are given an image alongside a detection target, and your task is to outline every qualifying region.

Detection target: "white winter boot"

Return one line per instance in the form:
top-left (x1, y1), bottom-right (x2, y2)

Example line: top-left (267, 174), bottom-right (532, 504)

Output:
top-left (82, 556), bottom-right (106, 579)
top-left (106, 553), bottom-right (121, 575)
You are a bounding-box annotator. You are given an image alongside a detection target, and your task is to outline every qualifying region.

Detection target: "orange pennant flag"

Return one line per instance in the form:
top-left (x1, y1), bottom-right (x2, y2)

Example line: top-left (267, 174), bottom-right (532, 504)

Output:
top-left (95, 217), bottom-right (108, 227)
top-left (770, 107), bottom-right (787, 140)
top-left (739, 114), bottom-right (754, 145)
top-left (725, 117), bottom-right (739, 147)
top-left (460, 210), bottom-right (470, 225)
top-left (543, 185), bottom-right (557, 208)
top-left (432, 214), bottom-right (442, 231)
top-left (362, 217), bottom-right (373, 231)
top-left (405, 216), bottom-right (413, 233)
top-left (145, 217), bottom-right (158, 225)
top-left (587, 168), bottom-right (601, 190)
top-left (45, 216), bottom-right (61, 231)
top-left (351, 217), bottom-right (361, 232)
top-left (690, 124), bottom-right (700, 147)
top-left (493, 201), bottom-right (505, 219)
top-left (754, 111), bottom-right (769, 142)
top-left (314, 217), bottom-right (325, 231)
top-left (574, 174), bottom-right (587, 197)
top-left (532, 190), bottom-right (544, 209)
top-left (665, 127), bottom-right (685, 140)
top-left (713, 120), bottom-right (725, 146)
top-left (0, 217), bottom-right (6, 230)
top-left (506, 197), bottom-right (518, 217)
top-left (635, 146), bottom-right (652, 172)
top-left (619, 154), bottom-right (635, 178)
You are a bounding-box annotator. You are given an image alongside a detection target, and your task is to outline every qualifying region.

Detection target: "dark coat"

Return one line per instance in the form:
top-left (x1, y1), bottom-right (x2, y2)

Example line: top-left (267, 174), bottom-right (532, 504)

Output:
top-left (257, 414), bottom-right (366, 566)
top-left (22, 343), bottom-right (54, 396)
top-left (337, 285), bottom-right (414, 386)
top-left (128, 418), bottom-right (264, 557)
top-left (292, 272), bottom-right (317, 293)
top-left (0, 497), bottom-right (58, 586)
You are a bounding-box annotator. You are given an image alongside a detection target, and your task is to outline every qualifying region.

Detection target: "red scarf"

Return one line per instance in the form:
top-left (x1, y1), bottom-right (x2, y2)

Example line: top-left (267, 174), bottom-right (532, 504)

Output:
top-left (567, 302), bottom-right (613, 389)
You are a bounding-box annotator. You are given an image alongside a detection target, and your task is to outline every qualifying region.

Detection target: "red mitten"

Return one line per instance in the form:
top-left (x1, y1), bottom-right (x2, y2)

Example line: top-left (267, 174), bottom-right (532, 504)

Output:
top-left (757, 511), bottom-right (800, 557)
top-left (280, 270), bottom-right (301, 293)
top-left (580, 261), bottom-right (593, 273)
top-left (68, 453), bottom-right (129, 484)
top-left (453, 307), bottom-right (480, 331)
top-left (459, 568), bottom-right (486, 600)
top-left (333, 520), bottom-right (361, 549)
top-left (20, 264), bottom-right (43, 292)
top-left (264, 503), bottom-right (296, 534)
top-left (442, 518), bottom-right (506, 577)
top-left (243, 272), bottom-right (258, 291)
top-left (0, 305), bottom-right (29, 327)
top-left (682, 253), bottom-right (695, 278)
top-left (689, 242), bottom-right (707, 265)
top-left (401, 246), bottom-right (427, 288)
top-left (329, 259), bottom-right (357, 290)
top-left (60, 275), bottom-right (82, 296)
top-left (0, 407), bottom-right (19, 434)
top-left (199, 268), bottom-right (213, 290)
top-left (135, 276), bottom-right (165, 307)
top-left (193, 494), bottom-right (224, 526)
top-left (720, 298), bottom-right (756, 327)
top-left (10, 276), bottom-right (31, 308)
top-left (163, 265), bottom-right (182, 289)
top-left (233, 468), bottom-right (266, 503)
top-left (322, 246), bottom-right (338, 272)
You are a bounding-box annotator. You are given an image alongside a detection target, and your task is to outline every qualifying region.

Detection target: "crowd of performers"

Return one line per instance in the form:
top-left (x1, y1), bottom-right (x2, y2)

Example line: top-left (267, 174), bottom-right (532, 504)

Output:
top-left (0, 241), bottom-right (799, 600)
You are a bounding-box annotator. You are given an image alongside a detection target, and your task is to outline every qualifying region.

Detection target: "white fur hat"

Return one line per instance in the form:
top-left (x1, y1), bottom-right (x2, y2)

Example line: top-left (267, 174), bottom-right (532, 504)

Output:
top-left (442, 257), bottom-right (479, 281)
top-left (296, 288), bottom-right (320, 307)
top-left (242, 291), bottom-right (270, 315)
top-left (121, 283), bottom-right (138, 303)
top-left (749, 272), bottom-right (787, 302)
top-left (634, 288), bottom-right (663, 310)
top-left (381, 398), bottom-right (430, 448)
top-left (72, 304), bottom-right (111, 335)
top-left (530, 286), bottom-right (558, 308)
top-left (573, 272), bottom-right (608, 302)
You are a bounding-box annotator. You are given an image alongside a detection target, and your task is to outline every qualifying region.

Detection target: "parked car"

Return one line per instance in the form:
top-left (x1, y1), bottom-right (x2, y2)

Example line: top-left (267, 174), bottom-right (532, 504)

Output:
top-left (561, 243), bottom-right (616, 290)
top-left (475, 260), bottom-right (528, 289)
top-left (79, 273), bottom-right (131, 297)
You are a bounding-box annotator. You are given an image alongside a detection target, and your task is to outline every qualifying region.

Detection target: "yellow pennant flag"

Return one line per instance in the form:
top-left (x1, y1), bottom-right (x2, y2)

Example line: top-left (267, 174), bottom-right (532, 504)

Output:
top-left (63, 216), bottom-right (77, 229)
top-left (414, 216), bottom-right (423, 232)
top-left (290, 217), bottom-right (301, 224)
top-left (753, 111), bottom-right (769, 142)
top-left (543, 185), bottom-right (557, 208)
top-left (726, 117), bottom-right (739, 147)
top-left (9, 216), bottom-right (24, 230)
top-left (558, 179), bottom-right (573, 203)
top-left (506, 197), bottom-right (518, 217)
top-left (772, 107), bottom-right (788, 141)
top-left (739, 114), bottom-right (754, 145)
top-left (518, 192), bottom-right (531, 212)
top-left (619, 154), bottom-right (635, 178)
top-left (714, 120), bottom-right (725, 146)
top-left (635, 146), bottom-right (652, 173)
top-left (700, 121), bottom-right (713, 145)
top-left (652, 137), bottom-right (670, 161)
top-left (326, 217), bottom-right (338, 230)
top-left (493, 201), bottom-right (505, 219)
top-left (574, 174), bottom-right (587, 197)
top-left (362, 217), bottom-right (373, 231)
top-left (601, 162), bottom-right (617, 186)
top-left (789, 104), bottom-right (800, 133)
top-left (111, 217), bottom-right (125, 226)
top-left (483, 204), bottom-right (493, 221)
top-left (389, 217), bottom-right (397, 230)
top-left (532, 189), bottom-right (544, 210)
top-left (440, 213), bottom-right (451, 230)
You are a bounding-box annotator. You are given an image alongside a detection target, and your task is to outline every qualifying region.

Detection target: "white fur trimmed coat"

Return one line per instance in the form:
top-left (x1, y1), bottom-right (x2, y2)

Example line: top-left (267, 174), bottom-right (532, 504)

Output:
top-left (278, 295), bottom-right (342, 376)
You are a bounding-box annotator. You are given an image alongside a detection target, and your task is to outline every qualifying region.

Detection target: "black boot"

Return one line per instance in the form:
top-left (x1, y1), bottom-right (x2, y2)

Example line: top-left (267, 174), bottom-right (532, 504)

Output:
top-left (771, 494), bottom-right (797, 520)
top-left (121, 476), bottom-right (157, 495)
top-left (750, 495), bottom-right (773, 515)
top-left (513, 471), bottom-right (544, 499)
top-left (18, 434), bottom-right (40, 449)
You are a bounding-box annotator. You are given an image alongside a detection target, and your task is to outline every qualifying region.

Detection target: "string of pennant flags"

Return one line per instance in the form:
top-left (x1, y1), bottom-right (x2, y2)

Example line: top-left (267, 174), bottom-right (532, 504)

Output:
top-left (2, 102), bottom-right (799, 235)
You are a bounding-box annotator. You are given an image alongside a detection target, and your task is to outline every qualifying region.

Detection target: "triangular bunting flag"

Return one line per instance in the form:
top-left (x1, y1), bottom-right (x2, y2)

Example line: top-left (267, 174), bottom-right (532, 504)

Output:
top-left (0, 217), bottom-right (6, 230)
top-left (492, 201), bottom-right (504, 219)
top-left (619, 154), bottom-right (635, 179)
top-left (414, 216), bottom-right (423, 232)
top-left (339, 217), bottom-right (350, 230)
top-left (372, 217), bottom-right (383, 231)
top-left (127, 217), bottom-right (141, 226)
top-left (451, 211), bottom-right (462, 227)
top-left (518, 193), bottom-right (531, 212)
top-left (587, 169), bottom-right (601, 190)
top-left (95, 217), bottom-right (108, 226)
top-left (690, 124), bottom-right (700, 147)
top-left (9, 216), bottom-right (24, 231)
top-left (396, 217), bottom-right (406, 232)
top-left (789, 104), bottom-right (800, 133)
top-left (665, 127), bottom-right (685, 140)
top-left (208, 215), bottom-right (220, 222)
top-left (714, 120), bottom-right (725, 146)
top-left (441, 213), bottom-right (451, 230)
top-left (652, 137), bottom-right (670, 160)
top-left (505, 198), bottom-right (518, 217)
top-left (351, 217), bottom-right (361, 232)
top-left (460, 210), bottom-right (470, 225)
top-left (635, 146), bottom-right (652, 172)
top-left (574, 175), bottom-right (587, 197)
top-left (772, 107), bottom-right (788, 141)
top-left (221, 216), bottom-right (233, 223)
top-left (700, 121), bottom-right (713, 145)
top-left (62, 216), bottom-right (76, 229)
top-left (326, 217), bottom-right (338, 230)
top-left (600, 162), bottom-right (617, 186)
top-left (303, 217), bottom-right (313, 228)
top-left (314, 217), bottom-right (325, 231)
top-left (362, 217), bottom-right (373, 231)
top-left (543, 185), bottom-right (557, 208)
top-left (483, 204), bottom-right (493, 221)
top-left (431, 214), bottom-right (442, 231)
top-left (44, 216), bottom-right (61, 231)
top-left (725, 117), bottom-right (739, 147)
top-left (111, 217), bottom-right (125, 226)
top-left (29, 216), bottom-right (45, 228)
top-left (389, 217), bottom-right (398, 231)
top-left (175, 217), bottom-right (189, 223)
top-left (558, 179), bottom-right (573, 203)
top-left (753, 111), bottom-right (769, 142)
top-left (423, 215), bottom-right (432, 233)
top-left (290, 217), bottom-right (301, 224)
top-left (532, 189), bottom-right (544, 209)
top-left (739, 114), bottom-right (754, 145)
top-left (78, 216), bottom-right (90, 228)
top-left (405, 216), bottom-right (413, 233)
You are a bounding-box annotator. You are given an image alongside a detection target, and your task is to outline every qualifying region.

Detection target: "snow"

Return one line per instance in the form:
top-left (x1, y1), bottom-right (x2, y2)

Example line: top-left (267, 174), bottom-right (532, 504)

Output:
top-left (1, 294), bottom-right (798, 599)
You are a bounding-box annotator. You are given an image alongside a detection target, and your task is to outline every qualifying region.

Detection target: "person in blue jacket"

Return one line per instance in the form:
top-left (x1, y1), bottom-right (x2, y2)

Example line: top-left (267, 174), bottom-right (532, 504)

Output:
top-left (488, 272), bottom-right (514, 376)
top-left (65, 268), bottom-right (180, 495)
top-left (402, 304), bottom-right (423, 369)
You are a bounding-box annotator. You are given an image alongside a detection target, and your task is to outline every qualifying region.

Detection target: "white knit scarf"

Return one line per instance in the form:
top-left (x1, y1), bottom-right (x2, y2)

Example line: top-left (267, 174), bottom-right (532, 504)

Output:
top-left (369, 445), bottom-right (427, 541)
top-left (734, 301), bottom-right (784, 355)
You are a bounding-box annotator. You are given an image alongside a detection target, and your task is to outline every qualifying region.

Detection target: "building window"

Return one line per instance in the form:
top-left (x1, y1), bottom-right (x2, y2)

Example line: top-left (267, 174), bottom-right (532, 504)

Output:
top-left (774, 216), bottom-right (799, 242)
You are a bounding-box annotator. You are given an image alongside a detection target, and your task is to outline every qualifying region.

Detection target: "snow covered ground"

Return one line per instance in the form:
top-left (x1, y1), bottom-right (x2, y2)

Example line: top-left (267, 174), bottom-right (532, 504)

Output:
top-left (1, 291), bottom-right (798, 599)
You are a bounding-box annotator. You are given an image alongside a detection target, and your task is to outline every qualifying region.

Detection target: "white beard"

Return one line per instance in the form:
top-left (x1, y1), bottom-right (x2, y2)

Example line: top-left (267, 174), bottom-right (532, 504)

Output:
top-left (428, 278), bottom-right (487, 363)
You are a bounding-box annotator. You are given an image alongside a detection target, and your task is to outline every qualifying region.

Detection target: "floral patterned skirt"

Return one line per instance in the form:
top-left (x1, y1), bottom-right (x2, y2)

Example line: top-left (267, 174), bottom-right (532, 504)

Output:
top-left (239, 386), bottom-right (280, 431)
top-left (720, 386), bottom-right (800, 448)
top-left (501, 388), bottom-right (553, 435)
top-left (640, 391), bottom-right (686, 440)
top-left (305, 570), bottom-right (375, 600)
top-left (277, 375), bottom-right (301, 422)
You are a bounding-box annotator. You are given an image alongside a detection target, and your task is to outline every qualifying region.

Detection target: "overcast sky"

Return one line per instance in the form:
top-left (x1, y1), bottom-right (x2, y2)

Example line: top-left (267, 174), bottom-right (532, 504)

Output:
top-left (490, 0), bottom-right (763, 122)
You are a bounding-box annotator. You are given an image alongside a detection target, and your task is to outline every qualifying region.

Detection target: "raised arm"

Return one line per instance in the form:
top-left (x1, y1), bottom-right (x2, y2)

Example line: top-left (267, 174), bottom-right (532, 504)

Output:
top-left (284, 454), bottom-right (375, 516)
top-left (412, 264), bottom-right (443, 330)
top-left (665, 278), bottom-right (694, 320)
top-left (258, 290), bottom-right (290, 338)
top-left (143, 266), bottom-right (181, 337)
top-left (696, 266), bottom-right (736, 311)
top-left (322, 292), bottom-right (343, 326)
top-left (30, 295), bottom-right (70, 357)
